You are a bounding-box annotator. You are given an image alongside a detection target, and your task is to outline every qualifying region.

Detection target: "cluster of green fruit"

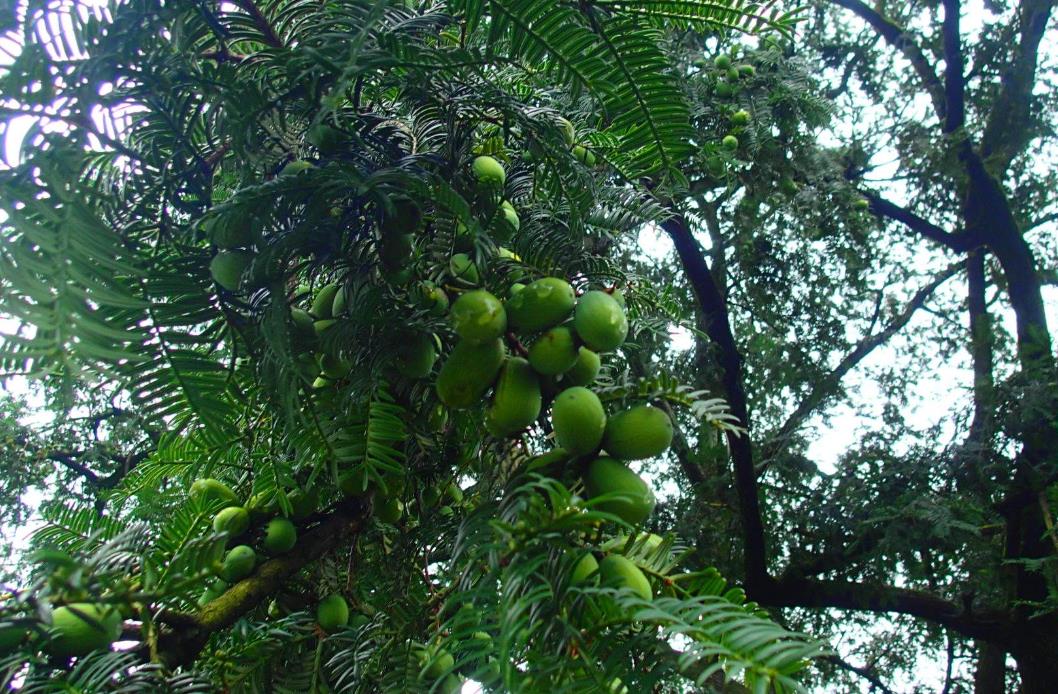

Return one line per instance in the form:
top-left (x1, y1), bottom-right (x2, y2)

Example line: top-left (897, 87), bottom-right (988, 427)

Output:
top-left (570, 533), bottom-right (666, 603)
top-left (188, 478), bottom-right (303, 606)
top-left (699, 51), bottom-right (755, 99)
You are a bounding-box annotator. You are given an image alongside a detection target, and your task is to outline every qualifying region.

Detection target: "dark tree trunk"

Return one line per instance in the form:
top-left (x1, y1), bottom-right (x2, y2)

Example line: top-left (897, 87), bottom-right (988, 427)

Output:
top-left (973, 640), bottom-right (1006, 694)
top-left (1010, 616), bottom-right (1058, 692)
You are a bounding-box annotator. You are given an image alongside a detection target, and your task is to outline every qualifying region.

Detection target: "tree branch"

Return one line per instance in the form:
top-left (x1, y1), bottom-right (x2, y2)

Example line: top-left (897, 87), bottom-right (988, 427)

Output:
top-left (940, 0), bottom-right (966, 133)
top-left (824, 654), bottom-right (896, 694)
top-left (156, 497), bottom-right (370, 667)
top-left (860, 189), bottom-right (975, 252)
top-left (46, 450), bottom-right (100, 485)
top-left (230, 0), bottom-right (285, 49)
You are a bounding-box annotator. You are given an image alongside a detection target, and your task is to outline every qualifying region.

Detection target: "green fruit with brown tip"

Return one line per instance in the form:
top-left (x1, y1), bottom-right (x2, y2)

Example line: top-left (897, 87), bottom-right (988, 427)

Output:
top-left (572, 144), bottom-right (596, 166)
top-left (583, 457), bottom-right (655, 526)
top-left (311, 282), bottom-right (340, 319)
top-left (449, 253), bottom-right (480, 285)
top-left (218, 545), bottom-right (257, 582)
top-left (451, 290), bottom-right (507, 343)
top-left (46, 603), bottom-right (122, 658)
top-left (262, 517), bottom-right (297, 555)
top-left (571, 552), bottom-right (599, 584)
top-left (564, 347), bottom-right (601, 386)
top-left (485, 357), bottom-right (541, 437)
top-left (573, 291), bottom-right (628, 352)
top-left (209, 251), bottom-right (252, 291)
top-left (551, 387), bottom-right (606, 455)
top-left (213, 506), bottom-right (250, 540)
top-left (190, 479), bottom-right (239, 508)
top-left (471, 155), bottom-right (505, 189)
top-left (317, 594), bottom-right (349, 633)
top-left (602, 405), bottom-right (673, 460)
top-left (528, 326), bottom-right (579, 376)
top-left (436, 338), bottom-right (506, 409)
top-left (395, 333), bottom-right (437, 379)
top-left (376, 496), bottom-right (403, 524)
top-left (506, 277), bottom-right (575, 333)
top-left (599, 554), bottom-right (652, 601)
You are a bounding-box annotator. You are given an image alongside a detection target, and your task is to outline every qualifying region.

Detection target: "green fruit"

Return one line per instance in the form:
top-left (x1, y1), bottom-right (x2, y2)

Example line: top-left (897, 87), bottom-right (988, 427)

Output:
top-left (449, 253), bottom-right (480, 286)
top-left (714, 82), bottom-right (735, 98)
top-left (505, 277), bottom-right (575, 333)
top-left (727, 67), bottom-right (741, 81)
top-left (246, 491), bottom-right (278, 522)
top-left (527, 326), bottom-right (579, 376)
top-left (46, 604), bottom-right (121, 658)
top-left (572, 144), bottom-right (596, 166)
top-left (471, 155), bottom-right (505, 189)
top-left (450, 290), bottom-right (507, 343)
top-left (583, 457), bottom-right (655, 526)
top-left (331, 286), bottom-right (348, 317)
top-left (573, 291), bottom-right (628, 352)
top-left (376, 496), bottom-right (404, 524)
top-left (730, 110), bottom-right (750, 126)
top-left (738, 64), bottom-right (756, 77)
top-left (320, 353), bottom-right (352, 380)
top-left (338, 467), bottom-right (371, 498)
top-left (421, 647), bottom-right (455, 678)
top-left (551, 387), bottom-right (606, 455)
top-left (218, 545), bottom-right (257, 582)
top-left (262, 517), bottom-right (297, 555)
top-left (722, 135), bottom-right (739, 151)
top-left (380, 197), bottom-right (422, 236)
top-left (714, 54), bottom-right (732, 70)
top-left (564, 347), bottom-right (601, 386)
top-left (779, 176), bottom-right (799, 196)
top-left (287, 487), bottom-right (319, 521)
top-left (291, 308), bottom-right (316, 341)
top-left (317, 594), bottom-right (349, 633)
top-left (314, 318), bottom-right (337, 336)
top-left (388, 266), bottom-right (414, 285)
top-left (453, 222), bottom-right (475, 253)
top-left (436, 338), bottom-right (506, 409)
top-left (212, 506), bottom-right (250, 540)
top-left (311, 282), bottom-right (340, 320)
top-left (854, 198), bottom-right (871, 210)
top-left (571, 552), bottom-right (599, 584)
top-left (557, 117), bottom-right (576, 146)
top-left (602, 405), bottom-right (673, 460)
top-left (445, 482), bottom-right (464, 504)
top-left (395, 333), bottom-right (437, 379)
top-left (485, 357), bottom-right (541, 437)
top-left (197, 578), bottom-right (229, 607)
top-left (509, 282), bottom-right (526, 296)
top-left (209, 251), bottom-right (252, 292)
top-left (498, 200), bottom-right (520, 237)
top-left (208, 214), bottom-right (253, 250)
top-left (279, 160), bottom-right (313, 177)
top-left (312, 375), bottom-right (334, 389)
top-left (189, 479), bottom-right (238, 508)
top-left (526, 447), bottom-right (569, 473)
top-left (707, 155), bottom-right (726, 176)
top-left (414, 281), bottom-right (449, 316)
top-left (428, 403), bottom-right (449, 432)
top-left (598, 554), bottom-right (652, 601)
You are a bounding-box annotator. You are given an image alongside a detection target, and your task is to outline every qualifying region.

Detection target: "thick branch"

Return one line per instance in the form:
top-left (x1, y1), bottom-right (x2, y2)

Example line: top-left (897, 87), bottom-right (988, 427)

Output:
top-left (156, 497), bottom-right (369, 667)
top-left (940, 0), bottom-right (965, 133)
top-left (860, 190), bottom-right (974, 251)
top-left (829, 0), bottom-right (947, 120)
top-left (46, 451), bottom-right (100, 484)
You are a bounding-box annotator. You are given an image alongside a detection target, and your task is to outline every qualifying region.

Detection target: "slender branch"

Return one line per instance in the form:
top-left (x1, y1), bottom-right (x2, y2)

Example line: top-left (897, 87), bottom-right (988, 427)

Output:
top-left (828, 0), bottom-right (947, 120)
top-left (824, 654), bottom-right (897, 694)
top-left (860, 189), bottom-right (975, 252)
top-left (231, 0), bottom-right (285, 49)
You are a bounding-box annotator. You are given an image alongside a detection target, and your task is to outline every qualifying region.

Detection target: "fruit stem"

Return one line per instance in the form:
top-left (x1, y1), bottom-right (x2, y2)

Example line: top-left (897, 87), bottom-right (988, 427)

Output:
top-left (505, 332), bottom-right (529, 358)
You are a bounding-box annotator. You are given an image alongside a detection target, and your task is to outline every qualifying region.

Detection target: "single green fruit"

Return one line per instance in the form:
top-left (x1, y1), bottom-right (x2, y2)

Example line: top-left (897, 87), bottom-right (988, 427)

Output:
top-left (338, 467), bottom-right (371, 498)
top-left (218, 545), bottom-right (257, 582)
top-left (601, 532), bottom-right (664, 554)
top-left (714, 82), bottom-right (735, 98)
top-left (279, 159), bottom-right (314, 177)
top-left (46, 604), bottom-right (121, 658)
top-left (853, 198), bottom-right (871, 210)
top-left (414, 281), bottom-right (449, 316)
top-left (598, 554), bottom-right (652, 601)
top-left (722, 135), bottom-right (739, 151)
top-left (551, 387), bottom-right (606, 455)
top-left (287, 487), bottom-right (319, 521)
top-left (471, 155), bottom-right (506, 189)
top-left (246, 491), bottom-right (278, 522)
top-left (197, 578), bottom-right (229, 607)
top-left (557, 116), bottom-right (576, 146)
top-left (312, 375), bottom-right (334, 389)
top-left (602, 405), bottom-right (673, 460)
top-left (421, 647), bottom-right (455, 678)
top-left (262, 517), bottom-right (297, 555)
top-left (528, 326), bottom-right (579, 376)
top-left (311, 283), bottom-right (340, 320)
top-left (574, 291), bottom-right (628, 352)
top-left (209, 251), bottom-right (252, 292)
top-left (714, 54), bottom-right (732, 70)
top-left (572, 144), bottom-right (596, 166)
top-left (212, 506), bottom-right (250, 540)
top-left (779, 176), bottom-right (799, 196)
top-left (376, 496), bottom-right (404, 524)
top-left (291, 308), bottom-right (316, 341)
top-left (730, 110), bottom-right (750, 126)
top-left (445, 482), bottom-right (464, 504)
top-left (564, 347), bottom-right (601, 386)
top-left (509, 282), bottom-right (526, 296)
top-left (498, 200), bottom-right (520, 238)
top-left (506, 277), bottom-right (575, 333)
top-left (395, 332), bottom-right (437, 379)
top-left (190, 479), bottom-right (238, 508)
top-left (349, 613), bottom-right (370, 630)
top-left (707, 155), bottom-right (726, 176)
top-left (449, 253), bottom-right (480, 286)
top-left (526, 447), bottom-right (569, 473)
top-left (485, 357), bottom-right (542, 437)
top-left (583, 457), bottom-right (655, 526)
top-left (317, 593), bottom-right (349, 633)
top-left (453, 222), bottom-right (475, 253)
top-left (267, 599), bottom-right (282, 619)
top-left (331, 286), bottom-right (348, 317)
top-left (571, 552), bottom-right (599, 585)
top-left (436, 338), bottom-right (506, 409)
top-left (208, 214), bottom-right (253, 250)
top-left (314, 318), bottom-right (337, 336)
top-left (450, 290), bottom-right (507, 343)
top-left (320, 353), bottom-right (352, 380)
top-left (726, 67), bottom-right (741, 81)
top-left (738, 64), bottom-right (756, 77)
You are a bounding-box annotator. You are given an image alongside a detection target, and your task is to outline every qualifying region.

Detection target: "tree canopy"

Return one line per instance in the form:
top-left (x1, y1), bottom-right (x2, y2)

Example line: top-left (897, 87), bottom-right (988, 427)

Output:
top-left (0, 0), bottom-right (1055, 692)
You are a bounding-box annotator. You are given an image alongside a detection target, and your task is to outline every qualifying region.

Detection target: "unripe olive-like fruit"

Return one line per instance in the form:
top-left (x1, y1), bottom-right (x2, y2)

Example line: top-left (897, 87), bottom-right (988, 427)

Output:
top-left (714, 82), bottom-right (735, 99)
top-left (527, 326), bottom-right (579, 376)
top-left (602, 405), bottom-right (673, 460)
top-left (730, 109), bottom-right (750, 126)
top-left (261, 517), bottom-right (297, 555)
top-left (571, 552), bottom-right (599, 585)
top-left (451, 290), bottom-right (507, 343)
top-left (208, 214), bottom-right (253, 250)
top-left (721, 135), bottom-right (739, 151)
top-left (414, 281), bottom-right (449, 316)
top-left (376, 496), bottom-right (404, 524)
top-left (218, 545), bottom-right (257, 582)
top-left (485, 357), bottom-right (541, 438)
top-left (307, 124), bottom-right (343, 154)
top-left (287, 487), bottom-right (318, 521)
top-left (714, 54), bottom-right (732, 70)
top-left (46, 604), bottom-right (122, 658)
top-left (564, 346), bottom-right (601, 386)
top-left (557, 116), bottom-right (575, 146)
top-left (395, 332), bottom-right (437, 379)
top-left (472, 155), bottom-right (505, 189)
top-left (209, 250), bottom-right (252, 292)
top-left (526, 447), bottom-right (570, 473)
top-left (738, 64), bottom-right (756, 77)
top-left (573, 291), bottom-right (628, 352)
top-left (498, 200), bottom-right (520, 238)
top-left (420, 646), bottom-right (455, 678)
top-left (213, 506), bottom-right (250, 540)
top-left (572, 145), bottom-right (596, 166)
top-left (506, 277), bottom-right (575, 333)
top-left (317, 593), bottom-right (349, 633)
top-left (436, 338), bottom-right (506, 409)
top-left (320, 353), bottom-right (352, 380)
top-left (853, 198), bottom-right (871, 210)
top-left (291, 308), bottom-right (316, 341)
top-left (551, 387), bottom-right (606, 455)
top-left (599, 554), bottom-right (652, 601)
top-left (311, 282), bottom-right (340, 320)
top-left (279, 160), bottom-right (314, 177)
top-left (583, 457), bottom-right (655, 526)
top-left (449, 253), bottom-right (480, 286)
top-left (190, 478), bottom-right (239, 508)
